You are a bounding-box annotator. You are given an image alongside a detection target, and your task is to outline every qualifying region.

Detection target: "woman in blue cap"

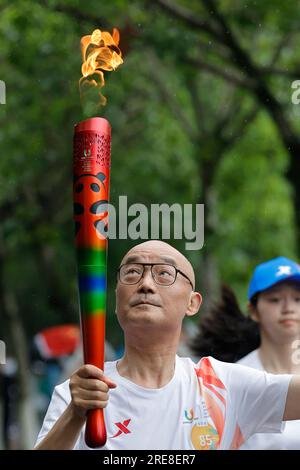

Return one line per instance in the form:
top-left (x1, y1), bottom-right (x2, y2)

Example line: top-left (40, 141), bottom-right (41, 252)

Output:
top-left (191, 256), bottom-right (300, 449)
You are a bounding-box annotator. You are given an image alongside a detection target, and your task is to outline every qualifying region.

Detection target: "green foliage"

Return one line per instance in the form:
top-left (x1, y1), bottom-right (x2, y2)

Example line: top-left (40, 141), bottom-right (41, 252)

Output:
top-left (215, 111), bottom-right (296, 307)
top-left (0, 0), bottom-right (298, 350)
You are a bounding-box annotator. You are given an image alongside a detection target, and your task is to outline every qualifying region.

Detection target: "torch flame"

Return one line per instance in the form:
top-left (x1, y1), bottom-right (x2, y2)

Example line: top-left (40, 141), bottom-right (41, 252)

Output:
top-left (79, 28), bottom-right (123, 106)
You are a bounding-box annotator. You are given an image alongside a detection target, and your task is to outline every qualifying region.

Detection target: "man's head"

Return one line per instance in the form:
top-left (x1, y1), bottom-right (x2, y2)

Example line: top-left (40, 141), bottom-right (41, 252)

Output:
top-left (115, 241), bottom-right (202, 337)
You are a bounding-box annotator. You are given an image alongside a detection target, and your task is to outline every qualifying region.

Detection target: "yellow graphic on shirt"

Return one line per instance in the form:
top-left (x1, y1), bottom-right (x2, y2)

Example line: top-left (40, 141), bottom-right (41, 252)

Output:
top-left (191, 423), bottom-right (219, 450)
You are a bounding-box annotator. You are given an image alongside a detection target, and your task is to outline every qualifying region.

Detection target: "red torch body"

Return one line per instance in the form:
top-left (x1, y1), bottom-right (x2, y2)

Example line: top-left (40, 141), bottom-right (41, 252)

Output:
top-left (73, 117), bottom-right (111, 448)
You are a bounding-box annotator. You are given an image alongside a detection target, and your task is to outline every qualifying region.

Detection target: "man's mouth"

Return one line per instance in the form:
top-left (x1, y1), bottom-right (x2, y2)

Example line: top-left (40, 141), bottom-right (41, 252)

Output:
top-left (131, 299), bottom-right (160, 307)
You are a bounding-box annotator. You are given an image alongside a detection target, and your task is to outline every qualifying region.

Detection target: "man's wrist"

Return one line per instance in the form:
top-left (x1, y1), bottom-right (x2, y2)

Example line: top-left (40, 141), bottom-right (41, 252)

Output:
top-left (67, 402), bottom-right (87, 424)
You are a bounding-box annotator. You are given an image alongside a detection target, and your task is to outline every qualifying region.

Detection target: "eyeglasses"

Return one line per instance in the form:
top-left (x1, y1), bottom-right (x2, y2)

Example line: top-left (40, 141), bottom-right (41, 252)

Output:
top-left (117, 263), bottom-right (194, 290)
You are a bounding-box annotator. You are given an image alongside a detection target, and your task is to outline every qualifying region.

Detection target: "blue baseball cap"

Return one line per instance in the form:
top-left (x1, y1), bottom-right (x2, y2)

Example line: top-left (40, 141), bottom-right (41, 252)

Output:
top-left (248, 256), bottom-right (300, 300)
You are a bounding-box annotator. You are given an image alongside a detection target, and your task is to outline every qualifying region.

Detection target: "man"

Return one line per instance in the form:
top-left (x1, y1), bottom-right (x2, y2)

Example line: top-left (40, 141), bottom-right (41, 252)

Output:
top-left (35, 241), bottom-right (300, 450)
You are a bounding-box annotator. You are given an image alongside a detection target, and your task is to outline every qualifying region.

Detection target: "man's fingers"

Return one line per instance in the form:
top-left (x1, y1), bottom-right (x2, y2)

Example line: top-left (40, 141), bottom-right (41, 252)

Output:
top-left (73, 398), bottom-right (109, 411)
top-left (74, 388), bottom-right (109, 402)
top-left (102, 375), bottom-right (118, 389)
top-left (77, 364), bottom-right (104, 380)
top-left (70, 365), bottom-right (116, 417)
top-left (77, 378), bottom-right (109, 392)
top-left (75, 364), bottom-right (117, 389)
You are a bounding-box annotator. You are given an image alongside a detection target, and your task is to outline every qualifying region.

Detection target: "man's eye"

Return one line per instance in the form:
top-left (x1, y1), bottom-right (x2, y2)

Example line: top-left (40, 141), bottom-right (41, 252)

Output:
top-left (125, 268), bottom-right (141, 275)
top-left (157, 269), bottom-right (173, 277)
top-left (269, 297), bottom-right (280, 302)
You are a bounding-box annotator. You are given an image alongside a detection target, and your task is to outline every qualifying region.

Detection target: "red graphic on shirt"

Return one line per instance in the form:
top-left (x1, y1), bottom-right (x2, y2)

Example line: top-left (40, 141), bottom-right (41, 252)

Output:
top-left (112, 419), bottom-right (131, 438)
top-left (195, 358), bottom-right (227, 448)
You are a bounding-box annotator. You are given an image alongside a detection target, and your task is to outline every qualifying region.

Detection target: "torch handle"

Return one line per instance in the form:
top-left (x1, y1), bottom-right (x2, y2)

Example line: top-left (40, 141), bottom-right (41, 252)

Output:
top-left (73, 118), bottom-right (111, 449)
top-left (85, 409), bottom-right (107, 448)
top-left (80, 290), bottom-right (107, 448)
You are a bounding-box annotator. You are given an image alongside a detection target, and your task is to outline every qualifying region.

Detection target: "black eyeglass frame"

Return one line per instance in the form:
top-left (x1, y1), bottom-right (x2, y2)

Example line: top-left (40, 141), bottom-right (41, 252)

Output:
top-left (117, 263), bottom-right (194, 290)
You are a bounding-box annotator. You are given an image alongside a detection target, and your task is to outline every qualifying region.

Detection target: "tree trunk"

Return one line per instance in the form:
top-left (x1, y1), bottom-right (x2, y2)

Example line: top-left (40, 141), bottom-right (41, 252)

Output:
top-left (199, 185), bottom-right (220, 313)
top-left (3, 291), bottom-right (39, 449)
top-left (0, 244), bottom-right (38, 449)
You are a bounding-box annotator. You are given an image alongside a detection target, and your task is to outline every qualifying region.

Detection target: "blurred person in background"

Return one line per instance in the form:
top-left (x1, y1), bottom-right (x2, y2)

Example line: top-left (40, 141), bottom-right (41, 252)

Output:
top-left (0, 357), bottom-right (18, 449)
top-left (192, 256), bottom-right (300, 449)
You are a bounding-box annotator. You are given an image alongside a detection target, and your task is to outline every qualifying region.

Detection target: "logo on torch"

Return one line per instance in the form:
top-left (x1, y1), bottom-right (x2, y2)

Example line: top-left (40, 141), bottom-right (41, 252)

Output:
top-left (84, 148), bottom-right (92, 158)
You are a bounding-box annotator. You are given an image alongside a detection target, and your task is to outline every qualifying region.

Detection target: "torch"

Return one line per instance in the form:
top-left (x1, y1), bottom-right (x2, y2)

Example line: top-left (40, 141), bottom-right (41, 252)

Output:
top-left (73, 29), bottom-right (123, 448)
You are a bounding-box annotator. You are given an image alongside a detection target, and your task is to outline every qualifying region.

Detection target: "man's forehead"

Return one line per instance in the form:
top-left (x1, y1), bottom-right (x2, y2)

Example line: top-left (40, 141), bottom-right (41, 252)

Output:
top-left (121, 242), bottom-right (183, 265)
top-left (123, 252), bottom-right (178, 266)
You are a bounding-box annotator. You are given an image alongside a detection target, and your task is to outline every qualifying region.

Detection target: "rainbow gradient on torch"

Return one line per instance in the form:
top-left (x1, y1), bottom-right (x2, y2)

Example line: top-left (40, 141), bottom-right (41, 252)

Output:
top-left (73, 117), bottom-right (111, 448)
top-left (79, 264), bottom-right (106, 370)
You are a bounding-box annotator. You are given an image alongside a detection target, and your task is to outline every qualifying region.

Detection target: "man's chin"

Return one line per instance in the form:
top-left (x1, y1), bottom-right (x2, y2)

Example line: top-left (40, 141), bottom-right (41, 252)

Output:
top-left (125, 305), bottom-right (162, 324)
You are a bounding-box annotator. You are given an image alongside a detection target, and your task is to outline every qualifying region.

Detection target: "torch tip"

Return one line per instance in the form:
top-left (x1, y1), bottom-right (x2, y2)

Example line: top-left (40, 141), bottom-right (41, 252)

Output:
top-left (74, 117), bottom-right (111, 135)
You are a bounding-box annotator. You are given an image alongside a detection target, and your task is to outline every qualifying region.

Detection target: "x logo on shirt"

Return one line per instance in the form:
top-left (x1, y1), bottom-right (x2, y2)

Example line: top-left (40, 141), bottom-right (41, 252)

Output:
top-left (112, 419), bottom-right (131, 438)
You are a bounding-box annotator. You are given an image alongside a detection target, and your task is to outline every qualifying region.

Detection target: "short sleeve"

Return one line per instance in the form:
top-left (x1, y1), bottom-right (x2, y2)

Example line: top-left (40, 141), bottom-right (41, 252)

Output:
top-left (228, 362), bottom-right (292, 441)
top-left (34, 380), bottom-right (71, 447)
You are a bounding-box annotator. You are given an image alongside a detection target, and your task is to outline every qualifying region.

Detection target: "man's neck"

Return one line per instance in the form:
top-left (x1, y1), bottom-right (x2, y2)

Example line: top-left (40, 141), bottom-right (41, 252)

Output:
top-left (116, 341), bottom-right (178, 389)
top-left (259, 334), bottom-right (300, 374)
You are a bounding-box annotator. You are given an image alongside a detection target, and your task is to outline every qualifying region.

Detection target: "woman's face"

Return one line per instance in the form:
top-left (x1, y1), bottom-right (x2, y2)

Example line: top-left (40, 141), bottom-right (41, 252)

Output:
top-left (249, 281), bottom-right (300, 344)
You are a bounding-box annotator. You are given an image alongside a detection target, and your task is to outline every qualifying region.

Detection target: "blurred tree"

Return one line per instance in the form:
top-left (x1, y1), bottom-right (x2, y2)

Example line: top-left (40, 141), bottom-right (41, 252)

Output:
top-left (150, 0), bottom-right (300, 245)
top-left (0, 0), bottom-right (298, 446)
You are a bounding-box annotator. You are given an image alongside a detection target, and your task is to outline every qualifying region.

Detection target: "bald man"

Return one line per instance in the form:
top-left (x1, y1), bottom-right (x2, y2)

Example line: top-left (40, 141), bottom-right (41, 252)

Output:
top-left (35, 241), bottom-right (300, 450)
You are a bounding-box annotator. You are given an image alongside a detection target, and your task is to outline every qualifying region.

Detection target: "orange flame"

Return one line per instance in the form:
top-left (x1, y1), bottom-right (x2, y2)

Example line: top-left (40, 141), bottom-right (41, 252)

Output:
top-left (79, 28), bottom-right (123, 106)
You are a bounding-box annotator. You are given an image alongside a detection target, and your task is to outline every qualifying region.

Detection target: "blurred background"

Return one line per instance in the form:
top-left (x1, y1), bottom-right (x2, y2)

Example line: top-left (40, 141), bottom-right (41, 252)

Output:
top-left (1, 0), bottom-right (300, 448)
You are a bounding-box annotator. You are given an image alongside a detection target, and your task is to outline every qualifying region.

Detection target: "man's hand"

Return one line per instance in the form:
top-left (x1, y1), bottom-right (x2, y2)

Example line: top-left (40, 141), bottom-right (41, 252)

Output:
top-left (34, 365), bottom-right (117, 450)
top-left (69, 364), bottom-right (117, 418)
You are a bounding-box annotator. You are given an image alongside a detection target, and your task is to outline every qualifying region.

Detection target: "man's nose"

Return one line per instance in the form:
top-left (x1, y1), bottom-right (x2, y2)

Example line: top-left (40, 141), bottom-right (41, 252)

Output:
top-left (137, 267), bottom-right (156, 293)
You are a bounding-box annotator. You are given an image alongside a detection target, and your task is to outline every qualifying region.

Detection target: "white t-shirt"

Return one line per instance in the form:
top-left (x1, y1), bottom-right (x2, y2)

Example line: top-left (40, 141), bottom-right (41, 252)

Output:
top-left (36, 355), bottom-right (291, 450)
top-left (238, 349), bottom-right (300, 450)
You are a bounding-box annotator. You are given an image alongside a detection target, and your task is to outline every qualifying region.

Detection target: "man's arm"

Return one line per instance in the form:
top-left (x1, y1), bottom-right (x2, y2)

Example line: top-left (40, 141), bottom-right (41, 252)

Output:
top-left (35, 403), bottom-right (86, 450)
top-left (35, 364), bottom-right (117, 450)
top-left (283, 375), bottom-right (300, 421)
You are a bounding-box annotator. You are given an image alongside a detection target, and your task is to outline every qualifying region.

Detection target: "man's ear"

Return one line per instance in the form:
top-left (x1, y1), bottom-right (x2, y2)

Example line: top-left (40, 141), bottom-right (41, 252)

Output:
top-left (248, 302), bottom-right (259, 323)
top-left (186, 292), bottom-right (202, 318)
